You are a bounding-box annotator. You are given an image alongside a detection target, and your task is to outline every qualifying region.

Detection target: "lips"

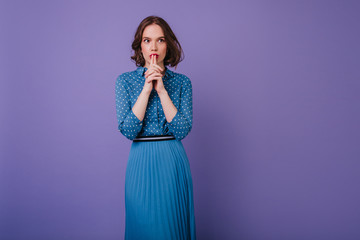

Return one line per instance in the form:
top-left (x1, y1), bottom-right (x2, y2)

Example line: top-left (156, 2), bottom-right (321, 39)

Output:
top-left (150, 54), bottom-right (159, 58)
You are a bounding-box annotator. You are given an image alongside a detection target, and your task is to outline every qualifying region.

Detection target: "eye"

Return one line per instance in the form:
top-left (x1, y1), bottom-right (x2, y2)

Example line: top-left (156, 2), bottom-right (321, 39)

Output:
top-left (143, 39), bottom-right (165, 43)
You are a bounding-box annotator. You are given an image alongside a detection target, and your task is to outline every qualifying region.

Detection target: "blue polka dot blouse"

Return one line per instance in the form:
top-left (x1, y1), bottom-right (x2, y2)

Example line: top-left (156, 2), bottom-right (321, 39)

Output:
top-left (115, 66), bottom-right (193, 141)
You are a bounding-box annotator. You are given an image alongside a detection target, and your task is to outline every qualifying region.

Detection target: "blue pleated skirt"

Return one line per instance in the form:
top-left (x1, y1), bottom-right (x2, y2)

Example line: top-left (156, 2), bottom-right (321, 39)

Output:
top-left (124, 139), bottom-right (197, 240)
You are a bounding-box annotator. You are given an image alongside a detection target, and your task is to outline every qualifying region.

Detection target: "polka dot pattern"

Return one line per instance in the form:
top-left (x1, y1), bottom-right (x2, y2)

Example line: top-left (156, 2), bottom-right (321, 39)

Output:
top-left (115, 66), bottom-right (193, 141)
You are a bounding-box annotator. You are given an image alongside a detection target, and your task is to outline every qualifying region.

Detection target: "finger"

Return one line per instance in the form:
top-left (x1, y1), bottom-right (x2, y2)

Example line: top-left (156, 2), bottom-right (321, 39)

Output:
top-left (147, 76), bottom-right (158, 83)
top-left (146, 69), bottom-right (161, 78)
top-left (147, 73), bottom-right (162, 81)
top-left (148, 72), bottom-right (162, 78)
top-left (147, 63), bottom-right (162, 73)
top-left (149, 65), bottom-right (163, 75)
top-left (151, 54), bottom-right (155, 66)
top-left (153, 64), bottom-right (163, 72)
top-left (145, 69), bottom-right (154, 78)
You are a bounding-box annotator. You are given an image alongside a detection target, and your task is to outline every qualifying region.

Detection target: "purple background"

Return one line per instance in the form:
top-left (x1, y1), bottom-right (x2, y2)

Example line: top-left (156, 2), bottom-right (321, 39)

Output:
top-left (1, 0), bottom-right (360, 239)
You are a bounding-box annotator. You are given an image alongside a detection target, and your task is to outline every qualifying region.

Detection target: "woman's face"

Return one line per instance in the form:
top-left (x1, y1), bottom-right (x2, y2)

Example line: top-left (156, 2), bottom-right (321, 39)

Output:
top-left (141, 24), bottom-right (167, 68)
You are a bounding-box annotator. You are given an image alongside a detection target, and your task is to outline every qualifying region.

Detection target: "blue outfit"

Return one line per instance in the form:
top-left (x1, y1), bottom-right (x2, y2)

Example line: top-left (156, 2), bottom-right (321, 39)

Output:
top-left (115, 66), bottom-right (197, 239)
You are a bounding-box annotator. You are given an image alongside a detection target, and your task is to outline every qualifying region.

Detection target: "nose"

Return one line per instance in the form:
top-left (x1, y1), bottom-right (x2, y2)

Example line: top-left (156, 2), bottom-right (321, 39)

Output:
top-left (151, 41), bottom-right (157, 50)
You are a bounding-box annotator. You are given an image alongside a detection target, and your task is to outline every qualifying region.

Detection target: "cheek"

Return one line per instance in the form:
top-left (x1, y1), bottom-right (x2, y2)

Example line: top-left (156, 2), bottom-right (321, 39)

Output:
top-left (141, 43), bottom-right (148, 52)
top-left (161, 47), bottom-right (167, 54)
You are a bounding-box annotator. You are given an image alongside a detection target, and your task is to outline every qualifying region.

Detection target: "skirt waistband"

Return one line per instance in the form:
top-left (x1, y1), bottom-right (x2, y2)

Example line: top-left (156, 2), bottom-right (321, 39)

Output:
top-left (133, 135), bottom-right (176, 142)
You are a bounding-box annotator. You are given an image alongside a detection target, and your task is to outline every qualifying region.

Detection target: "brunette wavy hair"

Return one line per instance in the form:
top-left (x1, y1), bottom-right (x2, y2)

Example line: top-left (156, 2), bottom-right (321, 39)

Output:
top-left (130, 16), bottom-right (184, 70)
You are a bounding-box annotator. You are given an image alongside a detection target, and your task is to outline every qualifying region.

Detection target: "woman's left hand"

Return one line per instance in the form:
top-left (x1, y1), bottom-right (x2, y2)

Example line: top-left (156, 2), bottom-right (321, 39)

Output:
top-left (144, 55), bottom-right (166, 94)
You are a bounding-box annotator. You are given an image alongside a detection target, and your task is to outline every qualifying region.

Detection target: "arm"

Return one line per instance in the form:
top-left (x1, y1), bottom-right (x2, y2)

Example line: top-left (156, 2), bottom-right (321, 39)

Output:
top-left (115, 75), bottom-right (150, 140)
top-left (159, 77), bottom-right (193, 141)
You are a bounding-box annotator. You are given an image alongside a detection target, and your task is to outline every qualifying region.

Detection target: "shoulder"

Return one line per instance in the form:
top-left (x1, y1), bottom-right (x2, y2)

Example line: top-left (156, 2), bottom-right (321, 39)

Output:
top-left (115, 69), bottom-right (138, 86)
top-left (172, 71), bottom-right (192, 87)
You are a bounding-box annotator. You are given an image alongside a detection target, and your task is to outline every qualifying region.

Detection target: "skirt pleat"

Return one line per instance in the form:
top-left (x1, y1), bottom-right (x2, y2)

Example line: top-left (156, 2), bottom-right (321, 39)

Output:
top-left (124, 139), bottom-right (196, 240)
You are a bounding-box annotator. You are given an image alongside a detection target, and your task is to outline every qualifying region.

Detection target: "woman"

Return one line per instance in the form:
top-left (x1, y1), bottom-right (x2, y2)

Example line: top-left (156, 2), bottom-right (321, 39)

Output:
top-left (115, 16), bottom-right (196, 240)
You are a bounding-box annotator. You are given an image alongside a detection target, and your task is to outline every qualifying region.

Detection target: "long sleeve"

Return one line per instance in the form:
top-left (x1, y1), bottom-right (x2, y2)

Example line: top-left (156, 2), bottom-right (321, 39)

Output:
top-left (165, 76), bottom-right (193, 141)
top-left (115, 74), bottom-right (143, 140)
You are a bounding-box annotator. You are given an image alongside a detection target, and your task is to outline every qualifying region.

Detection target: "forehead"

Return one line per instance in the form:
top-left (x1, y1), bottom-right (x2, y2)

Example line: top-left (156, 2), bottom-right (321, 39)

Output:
top-left (142, 24), bottom-right (164, 38)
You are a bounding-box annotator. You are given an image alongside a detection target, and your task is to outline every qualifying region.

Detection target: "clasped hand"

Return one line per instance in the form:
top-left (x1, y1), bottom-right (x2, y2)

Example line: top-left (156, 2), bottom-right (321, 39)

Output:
top-left (143, 55), bottom-right (166, 94)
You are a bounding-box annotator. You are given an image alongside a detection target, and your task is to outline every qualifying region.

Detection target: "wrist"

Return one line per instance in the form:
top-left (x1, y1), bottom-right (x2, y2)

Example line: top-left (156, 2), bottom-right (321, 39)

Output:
top-left (157, 89), bottom-right (168, 98)
top-left (142, 88), bottom-right (152, 96)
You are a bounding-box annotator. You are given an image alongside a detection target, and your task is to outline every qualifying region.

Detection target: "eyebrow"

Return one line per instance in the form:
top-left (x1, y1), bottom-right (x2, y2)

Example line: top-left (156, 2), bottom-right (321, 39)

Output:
top-left (142, 36), bottom-right (165, 39)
